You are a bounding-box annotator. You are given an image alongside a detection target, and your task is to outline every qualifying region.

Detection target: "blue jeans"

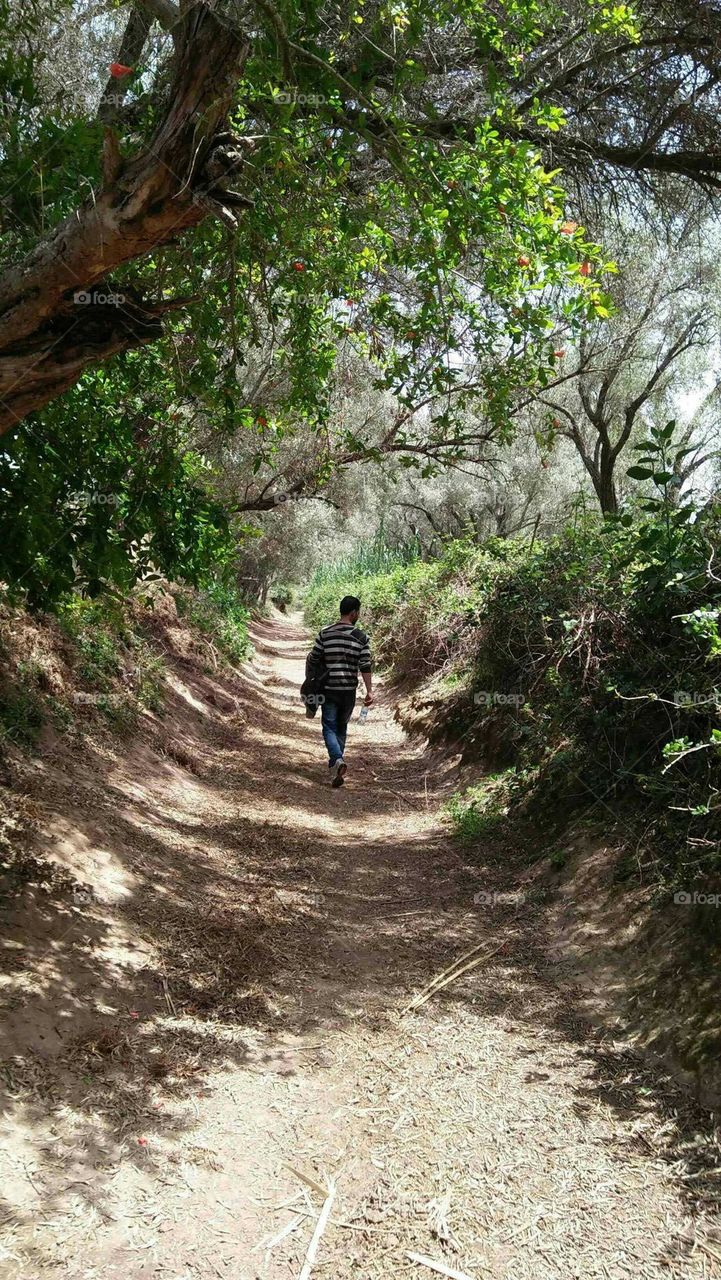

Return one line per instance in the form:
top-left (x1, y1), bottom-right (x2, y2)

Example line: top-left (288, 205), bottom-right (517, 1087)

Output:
top-left (321, 693), bottom-right (356, 766)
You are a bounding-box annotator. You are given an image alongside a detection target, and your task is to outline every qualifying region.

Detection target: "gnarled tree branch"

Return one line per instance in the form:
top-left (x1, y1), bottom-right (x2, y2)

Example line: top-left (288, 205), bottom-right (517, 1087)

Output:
top-left (0, 3), bottom-right (249, 434)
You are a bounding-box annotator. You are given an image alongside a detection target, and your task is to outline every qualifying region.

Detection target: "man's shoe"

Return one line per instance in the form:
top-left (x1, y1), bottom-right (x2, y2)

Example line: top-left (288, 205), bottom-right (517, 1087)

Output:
top-left (331, 759), bottom-right (347, 788)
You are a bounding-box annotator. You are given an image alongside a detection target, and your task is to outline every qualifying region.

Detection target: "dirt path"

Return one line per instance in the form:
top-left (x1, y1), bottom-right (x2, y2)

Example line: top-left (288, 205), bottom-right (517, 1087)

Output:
top-left (2, 611), bottom-right (720, 1279)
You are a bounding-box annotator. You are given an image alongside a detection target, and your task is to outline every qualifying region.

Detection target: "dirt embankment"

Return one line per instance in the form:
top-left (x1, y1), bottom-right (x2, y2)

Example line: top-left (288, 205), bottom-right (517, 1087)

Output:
top-left (393, 675), bottom-right (721, 1113)
top-left (1, 606), bottom-right (720, 1280)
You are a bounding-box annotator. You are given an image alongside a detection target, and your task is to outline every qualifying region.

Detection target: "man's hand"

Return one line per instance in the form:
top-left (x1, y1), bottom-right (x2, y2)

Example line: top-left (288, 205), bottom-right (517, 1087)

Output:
top-left (361, 671), bottom-right (374, 706)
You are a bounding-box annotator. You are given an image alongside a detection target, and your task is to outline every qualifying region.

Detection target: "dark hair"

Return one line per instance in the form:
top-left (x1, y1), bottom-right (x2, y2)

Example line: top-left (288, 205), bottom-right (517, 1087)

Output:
top-left (339, 595), bottom-right (361, 616)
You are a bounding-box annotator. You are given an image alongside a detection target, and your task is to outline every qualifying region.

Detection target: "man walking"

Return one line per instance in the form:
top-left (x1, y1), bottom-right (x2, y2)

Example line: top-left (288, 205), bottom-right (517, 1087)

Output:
top-left (309, 595), bottom-right (374, 787)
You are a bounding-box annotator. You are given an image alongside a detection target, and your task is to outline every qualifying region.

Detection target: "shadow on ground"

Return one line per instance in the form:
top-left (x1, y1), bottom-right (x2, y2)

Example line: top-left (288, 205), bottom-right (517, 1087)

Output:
top-left (1, 612), bottom-right (719, 1250)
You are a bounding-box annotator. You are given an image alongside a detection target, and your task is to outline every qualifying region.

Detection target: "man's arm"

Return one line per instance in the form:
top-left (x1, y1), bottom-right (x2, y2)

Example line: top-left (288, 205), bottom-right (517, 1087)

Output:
top-left (309, 631), bottom-right (324, 669)
top-left (359, 635), bottom-right (374, 705)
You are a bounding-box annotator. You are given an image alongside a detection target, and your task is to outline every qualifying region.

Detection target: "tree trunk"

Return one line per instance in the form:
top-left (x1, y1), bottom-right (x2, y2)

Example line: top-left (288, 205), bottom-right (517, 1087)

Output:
top-left (596, 446), bottom-right (619, 515)
top-left (580, 441), bottom-right (619, 516)
top-left (0, 4), bottom-right (249, 434)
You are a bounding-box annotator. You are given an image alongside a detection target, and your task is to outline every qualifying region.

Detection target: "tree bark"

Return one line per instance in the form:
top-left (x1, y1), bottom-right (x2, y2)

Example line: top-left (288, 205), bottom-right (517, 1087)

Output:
top-left (576, 440), bottom-right (618, 515)
top-left (0, 4), bottom-right (249, 434)
top-left (595, 460), bottom-right (619, 516)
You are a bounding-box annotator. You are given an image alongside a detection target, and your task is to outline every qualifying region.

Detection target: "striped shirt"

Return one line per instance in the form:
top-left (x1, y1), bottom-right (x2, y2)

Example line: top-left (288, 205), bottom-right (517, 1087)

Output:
top-left (311, 622), bottom-right (372, 693)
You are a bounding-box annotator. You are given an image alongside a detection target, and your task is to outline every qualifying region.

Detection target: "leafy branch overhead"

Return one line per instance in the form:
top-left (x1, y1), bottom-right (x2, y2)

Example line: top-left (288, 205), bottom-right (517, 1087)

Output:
top-left (1, 0), bottom-right (641, 437)
top-left (3, 0), bottom-right (721, 603)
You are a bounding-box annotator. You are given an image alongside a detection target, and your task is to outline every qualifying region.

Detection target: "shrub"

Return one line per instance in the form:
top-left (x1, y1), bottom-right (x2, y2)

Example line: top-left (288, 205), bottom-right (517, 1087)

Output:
top-left (271, 584), bottom-right (294, 612)
top-left (445, 775), bottom-right (511, 842)
top-left (59, 597), bottom-right (125, 688)
top-left (308, 494), bottom-right (721, 890)
top-left (175, 582), bottom-right (252, 665)
top-left (0, 687), bottom-right (44, 751)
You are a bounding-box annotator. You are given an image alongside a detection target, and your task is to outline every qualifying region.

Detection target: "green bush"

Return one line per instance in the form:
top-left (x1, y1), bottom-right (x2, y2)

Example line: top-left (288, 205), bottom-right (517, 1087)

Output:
top-left (134, 646), bottom-right (167, 712)
top-left (445, 775), bottom-right (511, 842)
top-left (59, 597), bottom-right (124, 688)
top-left (0, 393), bottom-right (237, 611)
top-left (308, 484), bottom-right (721, 890)
top-left (175, 582), bottom-right (252, 665)
top-left (270, 584), bottom-right (294, 612)
top-left (0, 687), bottom-right (44, 751)
top-left (305, 535), bottom-right (422, 637)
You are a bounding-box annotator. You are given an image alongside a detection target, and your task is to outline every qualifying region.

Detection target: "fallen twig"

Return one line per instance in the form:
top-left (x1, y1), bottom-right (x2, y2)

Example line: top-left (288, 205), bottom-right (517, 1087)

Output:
top-left (298, 1178), bottom-right (336, 1280)
top-left (406, 1251), bottom-right (476, 1280)
top-left (254, 1213), bottom-right (304, 1252)
top-left (161, 976), bottom-right (177, 1017)
top-left (203, 638), bottom-right (219, 670)
top-left (282, 1162), bottom-right (328, 1198)
top-left (404, 939), bottom-right (510, 1013)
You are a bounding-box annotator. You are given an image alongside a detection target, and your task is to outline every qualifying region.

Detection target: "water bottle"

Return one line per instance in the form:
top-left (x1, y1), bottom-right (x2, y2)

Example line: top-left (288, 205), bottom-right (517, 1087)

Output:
top-left (358, 705), bottom-right (369, 723)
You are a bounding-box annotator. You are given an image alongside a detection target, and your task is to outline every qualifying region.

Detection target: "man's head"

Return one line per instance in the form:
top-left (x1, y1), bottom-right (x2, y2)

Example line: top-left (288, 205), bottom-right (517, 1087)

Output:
top-left (339, 594), bottom-right (361, 623)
